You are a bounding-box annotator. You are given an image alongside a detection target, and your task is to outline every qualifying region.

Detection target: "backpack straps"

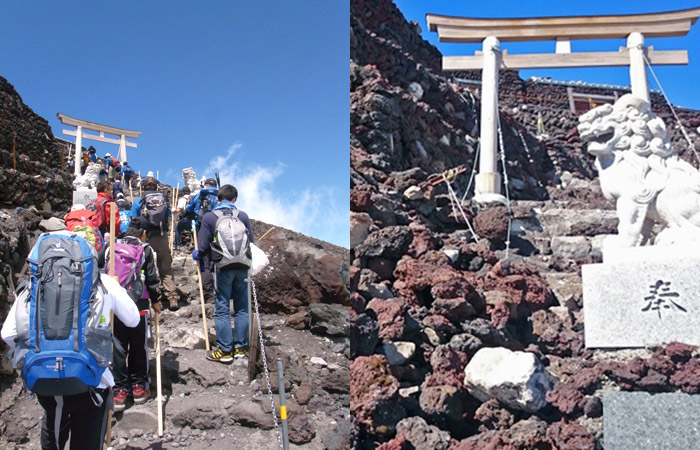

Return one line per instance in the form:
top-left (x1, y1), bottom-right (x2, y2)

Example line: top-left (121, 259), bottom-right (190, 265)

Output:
top-left (71, 265), bottom-right (82, 352)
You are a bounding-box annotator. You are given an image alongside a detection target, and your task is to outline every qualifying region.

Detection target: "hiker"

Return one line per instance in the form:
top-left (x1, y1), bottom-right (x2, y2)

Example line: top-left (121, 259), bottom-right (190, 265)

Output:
top-left (103, 217), bottom-right (162, 412)
top-left (88, 146), bottom-right (97, 162)
top-left (130, 176), bottom-right (180, 311)
top-left (64, 203), bottom-right (105, 252)
top-left (88, 181), bottom-right (121, 239)
top-left (173, 186), bottom-right (192, 249)
top-left (97, 169), bottom-right (108, 184)
top-left (116, 193), bottom-right (131, 235)
top-left (122, 161), bottom-right (134, 186)
top-left (186, 178), bottom-right (218, 300)
top-left (1, 232), bottom-right (139, 449)
top-left (194, 184), bottom-right (253, 363)
top-left (113, 179), bottom-right (124, 198)
top-left (81, 149), bottom-right (90, 174)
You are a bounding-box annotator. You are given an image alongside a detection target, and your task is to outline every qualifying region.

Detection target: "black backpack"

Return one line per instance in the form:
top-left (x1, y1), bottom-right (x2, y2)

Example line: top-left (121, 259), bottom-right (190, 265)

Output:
top-left (141, 191), bottom-right (169, 234)
top-left (197, 191), bottom-right (216, 227)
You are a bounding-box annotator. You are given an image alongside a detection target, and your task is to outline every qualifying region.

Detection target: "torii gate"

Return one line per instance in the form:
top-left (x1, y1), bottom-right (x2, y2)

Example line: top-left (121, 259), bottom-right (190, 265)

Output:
top-left (57, 113), bottom-right (142, 177)
top-left (427, 7), bottom-right (700, 203)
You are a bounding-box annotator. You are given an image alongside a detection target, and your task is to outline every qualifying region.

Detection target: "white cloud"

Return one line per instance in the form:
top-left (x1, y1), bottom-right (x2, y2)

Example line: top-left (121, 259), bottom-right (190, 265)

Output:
top-left (199, 143), bottom-right (348, 247)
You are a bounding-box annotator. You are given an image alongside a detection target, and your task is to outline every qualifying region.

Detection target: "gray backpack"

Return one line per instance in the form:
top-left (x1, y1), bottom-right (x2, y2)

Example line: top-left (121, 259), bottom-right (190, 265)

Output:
top-left (210, 209), bottom-right (251, 269)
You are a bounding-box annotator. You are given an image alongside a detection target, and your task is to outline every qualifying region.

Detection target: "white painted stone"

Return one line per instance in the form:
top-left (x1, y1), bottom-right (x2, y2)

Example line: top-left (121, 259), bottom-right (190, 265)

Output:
top-left (442, 248), bottom-right (459, 263)
top-left (350, 212), bottom-right (374, 247)
top-left (408, 82), bottom-right (424, 101)
top-left (464, 347), bottom-right (553, 412)
top-left (403, 185), bottom-right (424, 201)
top-left (399, 386), bottom-right (420, 398)
top-left (583, 258), bottom-right (700, 347)
top-left (73, 163), bottom-right (103, 190)
top-left (367, 283), bottom-right (393, 300)
top-left (164, 326), bottom-right (206, 349)
top-left (423, 327), bottom-right (441, 346)
top-left (382, 341), bottom-right (416, 365)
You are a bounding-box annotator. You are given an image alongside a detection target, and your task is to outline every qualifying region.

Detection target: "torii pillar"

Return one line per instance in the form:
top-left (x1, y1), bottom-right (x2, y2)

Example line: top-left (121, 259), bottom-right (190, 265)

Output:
top-left (474, 36), bottom-right (506, 204)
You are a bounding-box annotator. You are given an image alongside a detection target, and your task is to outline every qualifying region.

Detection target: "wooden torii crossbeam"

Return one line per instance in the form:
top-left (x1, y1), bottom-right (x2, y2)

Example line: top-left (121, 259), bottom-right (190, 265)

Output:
top-left (57, 113), bottom-right (142, 177)
top-left (426, 7), bottom-right (700, 203)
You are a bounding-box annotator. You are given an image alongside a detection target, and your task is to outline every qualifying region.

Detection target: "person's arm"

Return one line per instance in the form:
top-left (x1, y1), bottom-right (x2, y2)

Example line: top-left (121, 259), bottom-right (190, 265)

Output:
top-left (101, 274), bottom-right (139, 327)
top-left (197, 212), bottom-right (215, 256)
top-left (239, 211), bottom-right (255, 244)
top-left (1, 301), bottom-right (19, 349)
top-left (186, 192), bottom-right (200, 215)
top-left (143, 245), bottom-right (161, 299)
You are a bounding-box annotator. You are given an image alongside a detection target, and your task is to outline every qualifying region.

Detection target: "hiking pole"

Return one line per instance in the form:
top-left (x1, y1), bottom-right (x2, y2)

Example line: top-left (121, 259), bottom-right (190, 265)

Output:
top-left (192, 222), bottom-right (210, 351)
top-left (106, 203), bottom-right (117, 448)
top-left (257, 227), bottom-right (276, 242)
top-left (169, 183), bottom-right (179, 253)
top-left (277, 358), bottom-right (290, 450)
top-left (154, 308), bottom-right (164, 437)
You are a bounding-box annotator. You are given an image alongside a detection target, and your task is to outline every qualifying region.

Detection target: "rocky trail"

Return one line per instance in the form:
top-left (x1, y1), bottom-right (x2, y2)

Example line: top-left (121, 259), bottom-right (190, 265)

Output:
top-left (0, 74), bottom-right (351, 448)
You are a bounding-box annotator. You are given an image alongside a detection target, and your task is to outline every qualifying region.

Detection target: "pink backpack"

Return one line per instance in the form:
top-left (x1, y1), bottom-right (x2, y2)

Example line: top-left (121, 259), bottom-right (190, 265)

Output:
top-left (105, 240), bottom-right (148, 300)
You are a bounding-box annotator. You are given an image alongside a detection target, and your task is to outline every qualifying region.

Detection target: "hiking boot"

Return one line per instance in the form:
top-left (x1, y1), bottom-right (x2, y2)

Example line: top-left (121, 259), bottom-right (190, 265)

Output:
top-left (168, 298), bottom-right (180, 311)
top-left (206, 348), bottom-right (233, 364)
top-left (114, 389), bottom-right (128, 412)
top-left (234, 347), bottom-right (248, 360)
top-left (132, 385), bottom-right (151, 404)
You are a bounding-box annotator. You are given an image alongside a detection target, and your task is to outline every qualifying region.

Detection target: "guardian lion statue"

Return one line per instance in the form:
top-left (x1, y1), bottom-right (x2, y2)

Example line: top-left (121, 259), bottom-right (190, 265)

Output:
top-left (578, 94), bottom-right (700, 247)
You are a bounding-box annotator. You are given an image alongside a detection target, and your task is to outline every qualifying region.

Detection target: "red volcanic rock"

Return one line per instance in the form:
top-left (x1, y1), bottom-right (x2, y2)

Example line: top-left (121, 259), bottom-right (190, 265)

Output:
top-left (431, 297), bottom-right (476, 324)
top-left (546, 420), bottom-right (596, 450)
top-left (367, 257), bottom-right (396, 281)
top-left (452, 431), bottom-right (515, 450)
top-left (407, 221), bottom-right (440, 258)
top-left (527, 308), bottom-right (584, 357)
top-left (422, 345), bottom-right (468, 389)
top-left (376, 434), bottom-right (408, 450)
top-left (664, 342), bottom-right (695, 363)
top-left (367, 297), bottom-right (407, 341)
top-left (419, 385), bottom-right (464, 422)
top-left (473, 206), bottom-right (509, 243)
top-left (474, 399), bottom-right (515, 432)
top-left (393, 253), bottom-right (464, 306)
top-left (670, 358), bottom-right (700, 394)
top-left (483, 260), bottom-right (554, 319)
top-left (546, 384), bottom-right (585, 415)
top-left (350, 355), bottom-right (404, 434)
top-left (351, 189), bottom-right (372, 212)
top-left (423, 314), bottom-right (458, 336)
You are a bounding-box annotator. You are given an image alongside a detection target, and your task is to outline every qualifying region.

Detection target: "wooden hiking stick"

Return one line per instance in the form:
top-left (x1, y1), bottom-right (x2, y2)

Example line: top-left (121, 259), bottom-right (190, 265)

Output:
top-left (257, 226), bottom-right (276, 242)
top-left (129, 184), bottom-right (134, 203)
top-left (154, 309), bottom-right (164, 436)
top-left (169, 183), bottom-right (179, 253)
top-left (192, 222), bottom-right (211, 351)
top-left (106, 204), bottom-right (117, 447)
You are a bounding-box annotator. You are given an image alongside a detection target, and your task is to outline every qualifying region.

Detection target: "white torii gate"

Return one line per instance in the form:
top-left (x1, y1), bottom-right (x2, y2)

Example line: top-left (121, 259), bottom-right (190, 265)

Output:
top-left (57, 113), bottom-right (142, 177)
top-left (427, 7), bottom-right (700, 203)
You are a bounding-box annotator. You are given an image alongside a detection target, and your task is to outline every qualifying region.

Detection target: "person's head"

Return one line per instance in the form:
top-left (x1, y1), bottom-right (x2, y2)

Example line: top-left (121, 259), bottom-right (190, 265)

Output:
top-left (180, 186), bottom-right (191, 196)
top-left (105, 152), bottom-right (111, 159)
top-left (96, 181), bottom-right (110, 194)
top-left (204, 178), bottom-right (217, 188)
top-left (147, 171), bottom-right (155, 178)
top-left (122, 161), bottom-right (128, 166)
top-left (125, 217), bottom-right (149, 241)
top-left (88, 147), bottom-right (96, 153)
top-left (116, 192), bottom-right (125, 199)
top-left (218, 184), bottom-right (238, 202)
top-left (142, 177), bottom-right (158, 191)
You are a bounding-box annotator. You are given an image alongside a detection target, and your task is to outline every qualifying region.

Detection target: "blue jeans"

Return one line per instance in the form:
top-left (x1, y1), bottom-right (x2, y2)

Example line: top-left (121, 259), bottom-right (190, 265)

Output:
top-left (214, 267), bottom-right (249, 352)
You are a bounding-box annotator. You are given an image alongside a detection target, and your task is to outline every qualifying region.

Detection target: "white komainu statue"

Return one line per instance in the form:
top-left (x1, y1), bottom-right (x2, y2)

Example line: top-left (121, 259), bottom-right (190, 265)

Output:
top-left (578, 94), bottom-right (700, 247)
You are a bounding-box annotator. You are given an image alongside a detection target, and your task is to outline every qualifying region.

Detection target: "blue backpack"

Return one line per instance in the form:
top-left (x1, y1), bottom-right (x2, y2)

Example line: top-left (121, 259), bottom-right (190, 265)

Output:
top-left (16, 231), bottom-right (112, 396)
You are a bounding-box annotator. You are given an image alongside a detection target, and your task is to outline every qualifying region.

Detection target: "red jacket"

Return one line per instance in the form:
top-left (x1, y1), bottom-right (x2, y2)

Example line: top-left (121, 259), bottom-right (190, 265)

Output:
top-left (95, 192), bottom-right (121, 235)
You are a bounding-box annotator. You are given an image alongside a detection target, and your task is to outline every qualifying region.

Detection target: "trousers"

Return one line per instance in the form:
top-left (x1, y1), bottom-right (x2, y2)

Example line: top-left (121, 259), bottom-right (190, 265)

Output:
top-left (37, 388), bottom-right (111, 450)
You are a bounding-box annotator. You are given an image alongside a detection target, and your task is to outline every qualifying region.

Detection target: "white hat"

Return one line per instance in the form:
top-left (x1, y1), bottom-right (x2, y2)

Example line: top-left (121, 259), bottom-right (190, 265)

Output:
top-left (105, 153), bottom-right (111, 157)
top-left (71, 204), bottom-right (85, 211)
top-left (147, 171), bottom-right (154, 177)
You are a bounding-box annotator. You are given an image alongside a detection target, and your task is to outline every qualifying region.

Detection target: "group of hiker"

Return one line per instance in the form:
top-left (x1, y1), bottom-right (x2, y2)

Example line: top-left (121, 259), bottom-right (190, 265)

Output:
top-left (74, 146), bottom-right (137, 187)
top-left (0, 174), bottom-right (255, 448)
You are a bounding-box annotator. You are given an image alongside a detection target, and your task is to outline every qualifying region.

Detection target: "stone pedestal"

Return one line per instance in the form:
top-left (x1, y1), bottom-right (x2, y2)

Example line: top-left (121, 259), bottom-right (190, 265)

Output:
top-left (582, 246), bottom-right (700, 347)
top-left (72, 189), bottom-right (97, 207)
top-left (604, 392), bottom-right (700, 450)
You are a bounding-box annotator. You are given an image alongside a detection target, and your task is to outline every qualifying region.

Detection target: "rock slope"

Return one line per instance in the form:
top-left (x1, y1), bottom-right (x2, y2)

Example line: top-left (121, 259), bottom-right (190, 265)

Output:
top-left (350, 1), bottom-right (700, 449)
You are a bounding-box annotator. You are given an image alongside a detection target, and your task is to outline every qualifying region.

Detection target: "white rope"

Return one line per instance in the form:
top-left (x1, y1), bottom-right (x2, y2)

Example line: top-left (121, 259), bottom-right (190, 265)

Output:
top-left (641, 49), bottom-right (700, 165)
top-left (495, 112), bottom-right (513, 259)
top-left (443, 173), bottom-right (480, 241)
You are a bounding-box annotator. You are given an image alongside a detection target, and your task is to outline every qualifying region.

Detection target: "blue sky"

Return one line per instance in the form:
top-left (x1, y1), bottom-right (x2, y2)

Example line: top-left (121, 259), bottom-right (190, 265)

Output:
top-left (395, 0), bottom-right (700, 110)
top-left (0, 1), bottom-right (349, 248)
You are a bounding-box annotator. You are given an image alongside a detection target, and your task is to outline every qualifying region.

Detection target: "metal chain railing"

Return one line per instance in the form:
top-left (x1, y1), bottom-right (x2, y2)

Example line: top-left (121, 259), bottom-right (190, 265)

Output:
top-left (251, 279), bottom-right (283, 449)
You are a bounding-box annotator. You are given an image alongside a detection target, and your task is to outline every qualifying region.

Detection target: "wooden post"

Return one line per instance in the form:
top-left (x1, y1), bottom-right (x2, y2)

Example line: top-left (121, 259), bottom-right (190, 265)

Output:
top-left (257, 227), bottom-right (276, 242)
top-left (105, 204), bottom-right (117, 447)
top-left (192, 222), bottom-right (211, 351)
top-left (155, 309), bottom-right (164, 436)
top-left (129, 184), bottom-right (134, 203)
top-left (139, 172), bottom-right (143, 196)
